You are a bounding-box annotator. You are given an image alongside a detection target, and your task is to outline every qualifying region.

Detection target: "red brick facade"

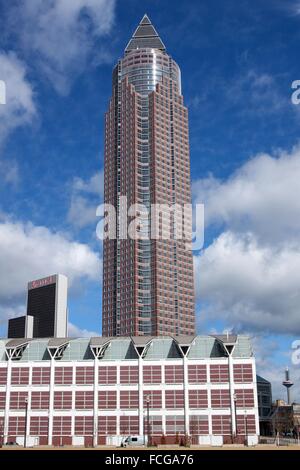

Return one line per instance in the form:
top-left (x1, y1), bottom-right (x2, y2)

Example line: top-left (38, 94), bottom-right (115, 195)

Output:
top-left (102, 46), bottom-right (195, 336)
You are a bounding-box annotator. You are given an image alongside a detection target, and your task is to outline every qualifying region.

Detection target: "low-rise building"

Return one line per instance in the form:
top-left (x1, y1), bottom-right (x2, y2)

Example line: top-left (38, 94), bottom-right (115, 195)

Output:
top-left (271, 402), bottom-right (300, 437)
top-left (0, 335), bottom-right (260, 446)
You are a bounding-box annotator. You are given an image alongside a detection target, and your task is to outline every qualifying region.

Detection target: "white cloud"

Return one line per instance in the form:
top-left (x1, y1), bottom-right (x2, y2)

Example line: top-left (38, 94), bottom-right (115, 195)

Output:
top-left (188, 70), bottom-right (286, 117)
top-left (68, 170), bottom-right (103, 228)
top-left (225, 70), bottom-right (286, 115)
top-left (68, 322), bottom-right (99, 338)
top-left (6, 0), bottom-right (116, 94)
top-left (73, 170), bottom-right (104, 196)
top-left (257, 361), bottom-right (300, 403)
top-left (0, 51), bottom-right (36, 145)
top-left (194, 146), bottom-right (300, 335)
top-left (194, 146), bottom-right (300, 245)
top-left (0, 51), bottom-right (36, 186)
top-left (288, 1), bottom-right (300, 16)
top-left (68, 195), bottom-right (99, 228)
top-left (196, 231), bottom-right (300, 335)
top-left (0, 159), bottom-right (20, 186)
top-left (0, 219), bottom-right (100, 325)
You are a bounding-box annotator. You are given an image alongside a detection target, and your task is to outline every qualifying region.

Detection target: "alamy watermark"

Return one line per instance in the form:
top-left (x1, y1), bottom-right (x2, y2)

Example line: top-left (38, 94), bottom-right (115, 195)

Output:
top-left (0, 80), bottom-right (6, 105)
top-left (291, 80), bottom-right (300, 105)
top-left (95, 197), bottom-right (205, 251)
top-left (291, 340), bottom-right (300, 365)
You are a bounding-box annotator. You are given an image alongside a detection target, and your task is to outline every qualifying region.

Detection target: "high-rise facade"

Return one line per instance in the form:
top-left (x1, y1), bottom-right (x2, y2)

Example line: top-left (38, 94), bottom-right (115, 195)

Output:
top-left (102, 15), bottom-right (195, 337)
top-left (8, 315), bottom-right (30, 339)
top-left (7, 274), bottom-right (68, 339)
top-left (27, 274), bottom-right (68, 338)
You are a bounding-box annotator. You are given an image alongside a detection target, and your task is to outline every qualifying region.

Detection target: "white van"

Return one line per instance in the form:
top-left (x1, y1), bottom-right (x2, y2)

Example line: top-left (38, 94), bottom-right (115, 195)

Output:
top-left (121, 435), bottom-right (147, 447)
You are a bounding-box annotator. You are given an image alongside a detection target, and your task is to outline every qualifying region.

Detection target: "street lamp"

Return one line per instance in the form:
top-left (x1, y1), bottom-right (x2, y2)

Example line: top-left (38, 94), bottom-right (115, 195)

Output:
top-left (0, 417), bottom-right (4, 448)
top-left (146, 394), bottom-right (150, 447)
top-left (24, 398), bottom-right (29, 448)
top-left (244, 410), bottom-right (248, 446)
top-left (143, 409), bottom-right (146, 446)
top-left (233, 393), bottom-right (238, 441)
top-left (93, 421), bottom-right (97, 448)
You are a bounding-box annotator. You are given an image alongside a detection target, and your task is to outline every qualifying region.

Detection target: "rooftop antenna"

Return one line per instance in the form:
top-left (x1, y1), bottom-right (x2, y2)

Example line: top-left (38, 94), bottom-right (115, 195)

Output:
top-left (282, 367), bottom-right (294, 405)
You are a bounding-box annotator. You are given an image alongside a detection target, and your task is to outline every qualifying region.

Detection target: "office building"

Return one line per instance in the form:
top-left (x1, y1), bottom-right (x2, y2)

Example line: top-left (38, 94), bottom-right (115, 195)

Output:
top-left (102, 15), bottom-right (195, 336)
top-left (8, 316), bottom-right (34, 340)
top-left (7, 274), bottom-right (68, 339)
top-left (0, 335), bottom-right (259, 446)
top-left (256, 375), bottom-right (272, 435)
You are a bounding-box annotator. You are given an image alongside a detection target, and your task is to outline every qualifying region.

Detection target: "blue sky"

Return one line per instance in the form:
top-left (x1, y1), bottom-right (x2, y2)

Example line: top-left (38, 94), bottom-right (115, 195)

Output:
top-left (0, 0), bottom-right (300, 399)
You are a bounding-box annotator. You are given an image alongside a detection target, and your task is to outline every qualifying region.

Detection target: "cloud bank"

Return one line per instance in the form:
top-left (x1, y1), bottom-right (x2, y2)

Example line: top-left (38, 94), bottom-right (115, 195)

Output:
top-left (194, 146), bottom-right (300, 335)
top-left (68, 170), bottom-right (104, 228)
top-left (5, 0), bottom-right (116, 94)
top-left (0, 218), bottom-right (100, 327)
top-left (0, 51), bottom-right (36, 145)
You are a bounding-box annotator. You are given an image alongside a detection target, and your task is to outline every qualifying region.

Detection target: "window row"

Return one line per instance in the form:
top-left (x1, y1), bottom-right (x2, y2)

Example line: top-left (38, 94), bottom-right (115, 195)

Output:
top-left (3, 389), bottom-right (255, 410)
top-left (6, 414), bottom-right (256, 437)
top-left (0, 364), bottom-right (253, 386)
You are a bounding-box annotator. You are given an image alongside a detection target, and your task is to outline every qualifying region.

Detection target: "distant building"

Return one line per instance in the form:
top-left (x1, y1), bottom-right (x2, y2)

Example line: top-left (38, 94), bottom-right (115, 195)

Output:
top-left (7, 274), bottom-right (68, 339)
top-left (269, 368), bottom-right (300, 437)
top-left (256, 375), bottom-right (272, 435)
top-left (27, 274), bottom-right (68, 338)
top-left (8, 316), bottom-right (34, 339)
top-left (270, 402), bottom-right (300, 436)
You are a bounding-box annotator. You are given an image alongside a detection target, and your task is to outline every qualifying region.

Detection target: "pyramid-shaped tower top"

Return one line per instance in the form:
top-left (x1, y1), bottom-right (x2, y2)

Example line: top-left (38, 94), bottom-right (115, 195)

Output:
top-left (125, 14), bottom-right (166, 54)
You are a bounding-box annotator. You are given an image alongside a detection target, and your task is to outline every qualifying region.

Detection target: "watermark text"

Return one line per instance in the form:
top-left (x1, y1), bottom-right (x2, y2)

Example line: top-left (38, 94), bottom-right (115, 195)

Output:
top-left (96, 198), bottom-right (204, 251)
top-left (291, 80), bottom-right (300, 105)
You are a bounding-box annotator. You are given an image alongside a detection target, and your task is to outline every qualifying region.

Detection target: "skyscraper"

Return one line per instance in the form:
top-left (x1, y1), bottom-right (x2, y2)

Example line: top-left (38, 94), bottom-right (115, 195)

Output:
top-left (102, 15), bottom-right (195, 337)
top-left (7, 274), bottom-right (68, 338)
top-left (27, 274), bottom-right (68, 338)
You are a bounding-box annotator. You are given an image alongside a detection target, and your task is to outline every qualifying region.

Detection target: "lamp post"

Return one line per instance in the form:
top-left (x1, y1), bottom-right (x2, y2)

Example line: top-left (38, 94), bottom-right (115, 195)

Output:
top-left (244, 410), bottom-right (248, 446)
top-left (24, 398), bottom-right (28, 448)
top-left (93, 421), bottom-right (97, 448)
top-left (146, 394), bottom-right (150, 447)
top-left (143, 409), bottom-right (146, 446)
top-left (233, 393), bottom-right (237, 441)
top-left (0, 417), bottom-right (4, 448)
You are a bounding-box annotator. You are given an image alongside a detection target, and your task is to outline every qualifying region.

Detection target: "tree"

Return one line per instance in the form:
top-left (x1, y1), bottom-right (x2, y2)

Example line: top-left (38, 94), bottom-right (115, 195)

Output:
top-left (272, 406), bottom-right (294, 437)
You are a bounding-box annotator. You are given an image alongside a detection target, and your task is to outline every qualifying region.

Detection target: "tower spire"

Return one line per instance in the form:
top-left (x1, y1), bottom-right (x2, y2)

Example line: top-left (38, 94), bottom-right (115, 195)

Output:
top-left (140, 14), bottom-right (151, 25)
top-left (282, 367), bottom-right (294, 404)
top-left (125, 14), bottom-right (166, 54)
